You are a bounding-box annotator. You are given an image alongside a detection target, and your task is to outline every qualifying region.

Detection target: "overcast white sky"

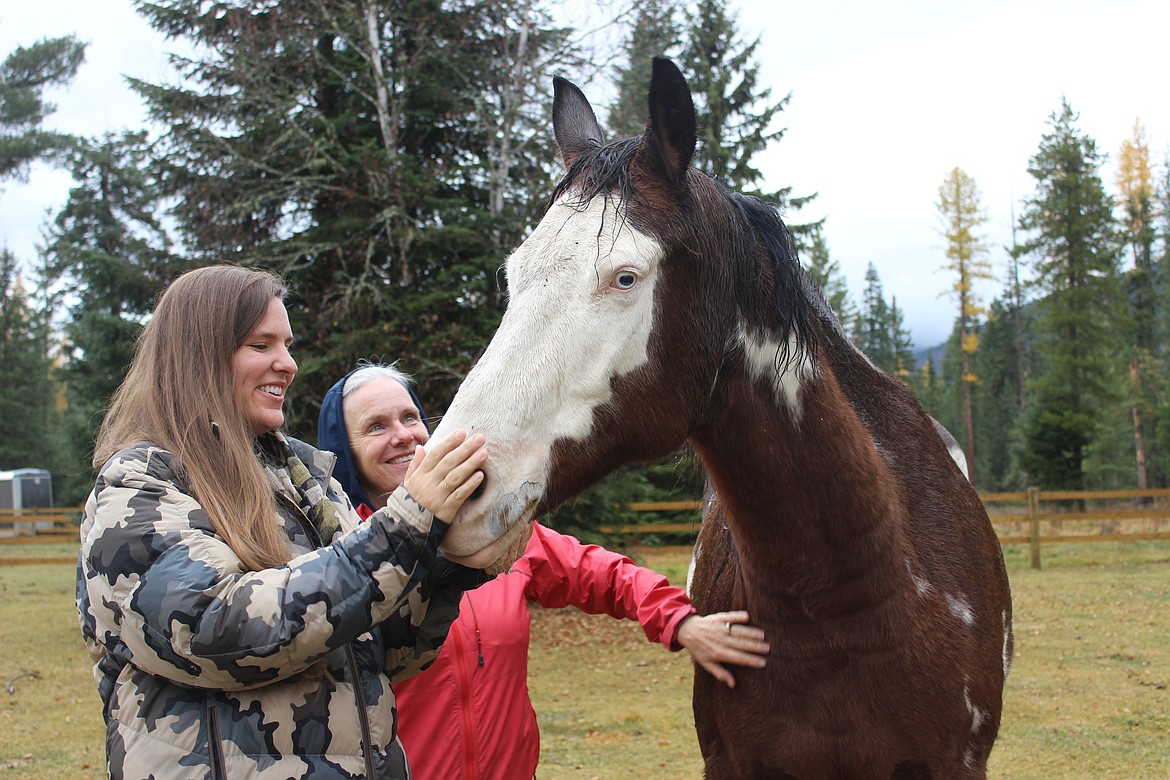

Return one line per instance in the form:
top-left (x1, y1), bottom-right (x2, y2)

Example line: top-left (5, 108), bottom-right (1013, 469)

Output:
top-left (3, 0), bottom-right (1168, 347)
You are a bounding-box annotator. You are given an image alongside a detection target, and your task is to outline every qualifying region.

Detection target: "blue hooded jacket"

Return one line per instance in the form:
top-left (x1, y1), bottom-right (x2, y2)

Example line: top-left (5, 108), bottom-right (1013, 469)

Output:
top-left (318, 368), bottom-right (429, 514)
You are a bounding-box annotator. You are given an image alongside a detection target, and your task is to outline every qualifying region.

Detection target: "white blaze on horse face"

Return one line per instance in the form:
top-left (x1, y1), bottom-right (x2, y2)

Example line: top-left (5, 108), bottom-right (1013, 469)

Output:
top-left (433, 194), bottom-right (663, 561)
top-left (739, 325), bottom-right (814, 418)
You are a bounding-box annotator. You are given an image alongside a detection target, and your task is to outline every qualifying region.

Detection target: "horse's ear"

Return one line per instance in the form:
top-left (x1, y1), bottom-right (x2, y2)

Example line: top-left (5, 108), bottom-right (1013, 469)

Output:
top-left (644, 57), bottom-right (696, 185)
top-left (553, 75), bottom-right (604, 168)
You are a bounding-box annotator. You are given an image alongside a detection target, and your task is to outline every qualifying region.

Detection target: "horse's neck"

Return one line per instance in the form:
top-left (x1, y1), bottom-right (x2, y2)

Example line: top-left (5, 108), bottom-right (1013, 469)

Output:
top-left (691, 342), bottom-right (912, 610)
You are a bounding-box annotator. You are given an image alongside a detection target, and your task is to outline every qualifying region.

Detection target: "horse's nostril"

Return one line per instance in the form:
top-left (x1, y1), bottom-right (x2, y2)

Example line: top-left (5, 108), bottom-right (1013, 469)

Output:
top-left (470, 473), bottom-right (487, 502)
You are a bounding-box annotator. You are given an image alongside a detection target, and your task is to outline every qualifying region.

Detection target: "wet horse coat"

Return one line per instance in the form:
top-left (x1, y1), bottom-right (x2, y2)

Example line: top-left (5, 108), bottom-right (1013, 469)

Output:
top-left (433, 58), bottom-right (1012, 779)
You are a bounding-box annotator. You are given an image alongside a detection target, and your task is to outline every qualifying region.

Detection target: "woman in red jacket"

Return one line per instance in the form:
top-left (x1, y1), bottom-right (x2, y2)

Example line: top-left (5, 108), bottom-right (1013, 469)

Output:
top-left (319, 364), bottom-right (770, 780)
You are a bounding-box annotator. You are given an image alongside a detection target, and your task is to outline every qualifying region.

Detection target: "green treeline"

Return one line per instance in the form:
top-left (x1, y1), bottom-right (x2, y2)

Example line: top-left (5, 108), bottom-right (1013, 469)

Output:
top-left (1, 1), bottom-right (1167, 530)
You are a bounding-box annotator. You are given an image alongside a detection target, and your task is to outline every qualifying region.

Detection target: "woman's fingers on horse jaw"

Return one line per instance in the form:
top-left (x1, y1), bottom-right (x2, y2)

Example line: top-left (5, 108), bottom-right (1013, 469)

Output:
top-left (434, 439), bottom-right (486, 481)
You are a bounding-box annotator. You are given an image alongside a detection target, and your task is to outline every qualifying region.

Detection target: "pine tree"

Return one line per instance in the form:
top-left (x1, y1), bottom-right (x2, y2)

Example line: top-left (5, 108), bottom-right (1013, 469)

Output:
top-left (1, 33), bottom-right (88, 502)
top-left (0, 251), bottom-right (58, 472)
top-left (607, 0), bottom-right (682, 139)
top-left (132, 0), bottom-right (573, 429)
top-left (970, 299), bottom-right (1027, 490)
top-left (40, 131), bottom-right (182, 493)
top-left (912, 354), bottom-right (943, 420)
top-left (857, 262), bottom-right (895, 370)
top-left (1154, 154), bottom-right (1170, 482)
top-left (936, 166), bottom-right (993, 484)
top-left (890, 297), bottom-right (914, 381)
top-left (678, 0), bottom-right (809, 211)
top-left (1017, 98), bottom-right (1123, 489)
top-left (797, 222), bottom-right (855, 328)
top-left (0, 35), bottom-right (85, 180)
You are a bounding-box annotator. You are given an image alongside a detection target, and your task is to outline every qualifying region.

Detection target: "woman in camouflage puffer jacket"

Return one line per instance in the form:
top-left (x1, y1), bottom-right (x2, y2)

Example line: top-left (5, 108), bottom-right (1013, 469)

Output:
top-left (77, 266), bottom-right (489, 779)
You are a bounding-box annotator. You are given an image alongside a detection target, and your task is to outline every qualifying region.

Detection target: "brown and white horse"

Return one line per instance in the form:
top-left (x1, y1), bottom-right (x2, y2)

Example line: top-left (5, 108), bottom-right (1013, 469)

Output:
top-left (435, 58), bottom-right (1012, 779)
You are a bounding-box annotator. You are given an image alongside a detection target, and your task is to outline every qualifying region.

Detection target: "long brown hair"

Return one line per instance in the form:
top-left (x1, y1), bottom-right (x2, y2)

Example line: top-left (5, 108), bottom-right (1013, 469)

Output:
top-left (95, 265), bottom-right (292, 570)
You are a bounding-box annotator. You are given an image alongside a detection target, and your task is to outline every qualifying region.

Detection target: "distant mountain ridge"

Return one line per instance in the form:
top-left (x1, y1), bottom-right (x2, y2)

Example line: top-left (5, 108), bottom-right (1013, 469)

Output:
top-left (913, 342), bottom-right (946, 369)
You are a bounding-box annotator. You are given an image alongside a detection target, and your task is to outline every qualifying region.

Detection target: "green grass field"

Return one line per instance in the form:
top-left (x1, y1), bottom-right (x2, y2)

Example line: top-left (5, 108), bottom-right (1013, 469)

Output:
top-left (3, 539), bottom-right (1168, 778)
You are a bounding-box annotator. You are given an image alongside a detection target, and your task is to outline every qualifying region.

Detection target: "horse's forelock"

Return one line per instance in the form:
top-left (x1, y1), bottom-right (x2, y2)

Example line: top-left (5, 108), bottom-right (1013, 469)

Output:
top-left (551, 138), bottom-right (641, 209)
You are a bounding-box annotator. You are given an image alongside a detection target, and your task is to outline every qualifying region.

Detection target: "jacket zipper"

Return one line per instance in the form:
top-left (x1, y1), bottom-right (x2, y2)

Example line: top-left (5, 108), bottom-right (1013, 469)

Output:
top-left (280, 493), bottom-right (375, 776)
top-left (453, 600), bottom-right (479, 779)
top-left (276, 492), bottom-right (323, 547)
top-left (347, 643), bottom-right (379, 779)
top-left (206, 702), bottom-right (227, 779)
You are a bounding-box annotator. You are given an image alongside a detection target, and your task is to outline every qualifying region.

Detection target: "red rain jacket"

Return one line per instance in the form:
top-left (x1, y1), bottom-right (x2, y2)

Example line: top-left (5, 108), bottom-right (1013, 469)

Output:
top-left (392, 522), bottom-right (697, 780)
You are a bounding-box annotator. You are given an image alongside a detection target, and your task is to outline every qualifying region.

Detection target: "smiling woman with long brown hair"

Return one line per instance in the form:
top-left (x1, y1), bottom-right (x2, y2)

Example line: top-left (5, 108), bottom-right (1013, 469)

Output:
top-left (78, 264), bottom-right (490, 779)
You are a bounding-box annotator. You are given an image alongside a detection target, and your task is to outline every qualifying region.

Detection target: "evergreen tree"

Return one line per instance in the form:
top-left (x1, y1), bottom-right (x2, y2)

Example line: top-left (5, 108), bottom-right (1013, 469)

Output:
top-left (133, 0), bottom-right (573, 430)
top-left (1016, 98), bottom-right (1123, 489)
top-left (797, 222), bottom-right (855, 328)
top-left (0, 35), bottom-right (85, 180)
top-left (889, 296), bottom-right (914, 381)
top-left (1, 33), bottom-right (88, 502)
top-left (936, 166), bottom-right (993, 484)
top-left (607, 0), bottom-right (682, 139)
top-left (1154, 154), bottom-right (1170, 481)
top-left (40, 131), bottom-right (181, 496)
top-left (970, 299), bottom-right (1026, 490)
top-left (857, 262), bottom-right (894, 370)
top-left (911, 353), bottom-right (943, 421)
top-left (854, 262), bottom-right (914, 379)
top-left (678, 0), bottom-right (810, 210)
top-left (0, 251), bottom-right (58, 472)
top-left (926, 319), bottom-right (962, 434)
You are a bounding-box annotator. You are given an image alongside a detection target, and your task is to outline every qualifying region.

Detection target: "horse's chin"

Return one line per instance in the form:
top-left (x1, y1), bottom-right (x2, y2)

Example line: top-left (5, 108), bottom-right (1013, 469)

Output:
top-left (441, 518), bottom-right (534, 575)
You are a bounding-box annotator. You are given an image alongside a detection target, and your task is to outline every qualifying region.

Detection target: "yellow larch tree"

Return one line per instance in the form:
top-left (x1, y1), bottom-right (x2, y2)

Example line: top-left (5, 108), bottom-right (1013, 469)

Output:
top-left (1115, 119), bottom-right (1159, 489)
top-left (937, 167), bottom-right (993, 485)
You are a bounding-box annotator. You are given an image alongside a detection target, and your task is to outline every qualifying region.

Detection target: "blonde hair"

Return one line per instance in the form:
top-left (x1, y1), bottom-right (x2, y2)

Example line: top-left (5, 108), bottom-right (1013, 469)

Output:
top-left (95, 265), bottom-right (292, 570)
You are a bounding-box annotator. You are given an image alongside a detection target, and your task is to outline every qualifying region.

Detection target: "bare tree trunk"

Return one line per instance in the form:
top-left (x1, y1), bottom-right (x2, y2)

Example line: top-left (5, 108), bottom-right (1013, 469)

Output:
top-left (960, 315), bottom-right (976, 487)
top-left (361, 1), bottom-right (412, 286)
top-left (1009, 208), bottom-right (1028, 416)
top-left (1131, 359), bottom-right (1149, 491)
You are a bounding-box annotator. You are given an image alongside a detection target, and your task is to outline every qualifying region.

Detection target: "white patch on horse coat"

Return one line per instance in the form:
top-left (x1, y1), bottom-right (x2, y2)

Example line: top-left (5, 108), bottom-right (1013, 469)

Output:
top-left (905, 558), bottom-right (934, 597)
top-left (739, 326), bottom-right (814, 418)
top-left (1003, 610), bottom-right (1013, 678)
top-left (963, 683), bottom-right (986, 734)
top-left (433, 193), bottom-right (663, 555)
top-left (686, 540), bottom-right (700, 597)
top-left (945, 592), bottom-right (975, 626)
top-left (929, 417), bottom-right (971, 480)
top-left (947, 440), bottom-right (970, 479)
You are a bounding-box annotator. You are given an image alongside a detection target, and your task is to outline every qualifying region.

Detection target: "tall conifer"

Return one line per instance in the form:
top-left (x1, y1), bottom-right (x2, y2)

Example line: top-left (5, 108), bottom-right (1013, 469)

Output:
top-left (1017, 98), bottom-right (1122, 489)
top-left (607, 0), bottom-right (681, 139)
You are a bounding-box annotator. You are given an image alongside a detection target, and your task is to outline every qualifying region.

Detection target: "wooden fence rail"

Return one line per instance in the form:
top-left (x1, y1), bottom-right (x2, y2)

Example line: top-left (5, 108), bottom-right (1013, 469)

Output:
top-left (0, 507), bottom-right (83, 544)
top-left (600, 487), bottom-right (1170, 569)
top-left (7, 489), bottom-right (1170, 570)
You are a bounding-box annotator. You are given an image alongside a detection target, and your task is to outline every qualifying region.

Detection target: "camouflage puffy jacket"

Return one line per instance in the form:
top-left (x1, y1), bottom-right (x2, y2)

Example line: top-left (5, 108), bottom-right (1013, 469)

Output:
top-left (77, 433), bottom-right (483, 779)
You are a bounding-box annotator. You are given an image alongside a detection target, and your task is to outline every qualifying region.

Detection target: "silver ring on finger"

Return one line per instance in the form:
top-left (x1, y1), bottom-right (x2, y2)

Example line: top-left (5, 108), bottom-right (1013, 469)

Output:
top-left (725, 621), bottom-right (732, 635)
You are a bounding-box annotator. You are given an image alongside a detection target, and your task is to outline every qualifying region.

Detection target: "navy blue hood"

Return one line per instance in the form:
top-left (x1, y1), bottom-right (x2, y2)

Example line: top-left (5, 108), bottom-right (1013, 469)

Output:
top-left (317, 368), bottom-right (428, 513)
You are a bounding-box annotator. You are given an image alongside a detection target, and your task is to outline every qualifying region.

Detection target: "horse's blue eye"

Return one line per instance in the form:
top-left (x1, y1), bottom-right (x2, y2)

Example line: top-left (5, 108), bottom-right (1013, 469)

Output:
top-left (615, 272), bottom-right (637, 289)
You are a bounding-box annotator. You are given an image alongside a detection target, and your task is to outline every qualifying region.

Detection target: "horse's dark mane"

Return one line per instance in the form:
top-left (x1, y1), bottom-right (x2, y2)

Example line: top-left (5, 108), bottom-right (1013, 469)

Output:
top-left (724, 191), bottom-right (818, 368)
